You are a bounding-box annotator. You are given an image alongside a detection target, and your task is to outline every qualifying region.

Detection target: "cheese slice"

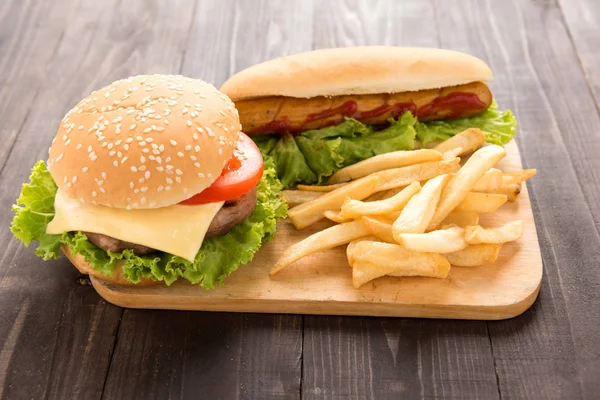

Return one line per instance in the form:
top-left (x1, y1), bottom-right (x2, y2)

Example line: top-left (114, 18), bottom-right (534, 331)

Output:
top-left (47, 189), bottom-right (224, 261)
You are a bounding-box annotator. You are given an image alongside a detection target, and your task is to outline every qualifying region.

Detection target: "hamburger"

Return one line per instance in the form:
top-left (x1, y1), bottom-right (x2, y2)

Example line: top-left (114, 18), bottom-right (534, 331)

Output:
top-left (11, 75), bottom-right (287, 287)
top-left (220, 47), bottom-right (517, 188)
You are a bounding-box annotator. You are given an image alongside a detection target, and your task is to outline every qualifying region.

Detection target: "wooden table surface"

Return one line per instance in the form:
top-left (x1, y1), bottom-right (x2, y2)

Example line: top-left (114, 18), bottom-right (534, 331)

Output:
top-left (1, 0), bottom-right (599, 399)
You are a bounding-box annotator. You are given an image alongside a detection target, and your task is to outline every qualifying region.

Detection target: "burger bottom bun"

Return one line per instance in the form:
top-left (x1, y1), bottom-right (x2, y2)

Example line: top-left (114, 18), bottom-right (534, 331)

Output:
top-left (62, 245), bottom-right (160, 286)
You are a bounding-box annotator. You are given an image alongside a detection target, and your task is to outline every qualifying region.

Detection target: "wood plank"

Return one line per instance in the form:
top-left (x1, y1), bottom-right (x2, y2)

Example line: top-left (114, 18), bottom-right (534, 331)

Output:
top-left (91, 140), bottom-right (541, 320)
top-left (0, 0), bottom-right (197, 398)
top-left (303, 317), bottom-right (499, 399)
top-left (100, 1), bottom-right (312, 398)
top-left (558, 0), bottom-right (600, 110)
top-left (303, 0), bottom-right (499, 398)
top-left (0, 0), bottom-right (75, 171)
top-left (102, 311), bottom-right (301, 399)
top-left (435, 0), bottom-right (600, 397)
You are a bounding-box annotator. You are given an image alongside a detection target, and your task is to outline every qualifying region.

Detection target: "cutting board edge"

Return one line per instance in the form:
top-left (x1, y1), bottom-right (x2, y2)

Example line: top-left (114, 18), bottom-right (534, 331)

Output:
top-left (91, 274), bottom-right (541, 320)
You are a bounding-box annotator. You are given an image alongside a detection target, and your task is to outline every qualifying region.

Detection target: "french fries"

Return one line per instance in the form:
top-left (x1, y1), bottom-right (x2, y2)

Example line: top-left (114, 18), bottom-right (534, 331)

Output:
top-left (376, 158), bottom-right (460, 191)
top-left (361, 216), bottom-right (395, 243)
top-left (288, 174), bottom-right (380, 229)
top-left (440, 211), bottom-right (479, 227)
top-left (271, 138), bottom-right (533, 288)
top-left (281, 190), bottom-right (321, 207)
top-left (465, 220), bottom-right (524, 244)
top-left (434, 128), bottom-right (486, 156)
top-left (339, 182), bottom-right (421, 219)
top-left (270, 221), bottom-right (370, 275)
top-left (392, 174), bottom-right (449, 236)
top-left (427, 145), bottom-right (506, 230)
top-left (396, 226), bottom-right (468, 253)
top-left (444, 244), bottom-right (500, 267)
top-left (454, 192), bottom-right (508, 213)
top-left (350, 241), bottom-right (451, 288)
top-left (297, 183), bottom-right (349, 192)
top-left (327, 149), bottom-right (443, 184)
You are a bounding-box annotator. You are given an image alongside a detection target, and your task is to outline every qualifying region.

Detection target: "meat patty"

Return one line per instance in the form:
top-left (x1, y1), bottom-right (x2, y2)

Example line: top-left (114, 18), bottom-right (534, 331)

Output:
top-left (83, 188), bottom-right (258, 255)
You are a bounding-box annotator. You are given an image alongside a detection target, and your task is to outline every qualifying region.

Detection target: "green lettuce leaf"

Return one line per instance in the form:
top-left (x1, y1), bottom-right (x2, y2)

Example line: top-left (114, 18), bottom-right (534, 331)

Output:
top-left (10, 159), bottom-right (287, 288)
top-left (253, 102), bottom-right (517, 187)
top-left (416, 101), bottom-right (517, 146)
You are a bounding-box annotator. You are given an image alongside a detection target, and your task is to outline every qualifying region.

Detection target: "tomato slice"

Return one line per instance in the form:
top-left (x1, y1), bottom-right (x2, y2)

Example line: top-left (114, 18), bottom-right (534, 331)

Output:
top-left (179, 132), bottom-right (264, 205)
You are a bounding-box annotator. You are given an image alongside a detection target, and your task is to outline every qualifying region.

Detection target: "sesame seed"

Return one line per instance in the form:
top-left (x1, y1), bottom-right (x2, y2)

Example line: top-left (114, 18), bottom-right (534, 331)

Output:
top-left (195, 145), bottom-right (200, 152)
top-left (207, 173), bottom-right (213, 179)
top-left (186, 120), bottom-right (192, 127)
top-left (175, 176), bottom-right (181, 183)
top-left (139, 165), bottom-right (147, 171)
top-left (141, 187), bottom-right (148, 192)
top-left (165, 157), bottom-right (171, 162)
top-left (109, 151), bottom-right (116, 156)
top-left (92, 191), bottom-right (97, 197)
top-left (197, 172), bottom-right (205, 178)
top-left (139, 141), bottom-right (147, 146)
top-left (149, 202), bottom-right (156, 208)
top-left (194, 162), bottom-right (200, 168)
top-left (193, 133), bottom-right (199, 141)
top-left (113, 160), bottom-right (118, 167)
top-left (185, 145), bottom-right (192, 151)
top-left (175, 169), bottom-right (183, 175)
top-left (166, 177), bottom-right (173, 184)
top-left (82, 167), bottom-right (89, 172)
top-left (134, 189), bottom-right (140, 194)
top-left (157, 186), bottom-right (164, 192)
top-left (88, 146), bottom-right (93, 152)
top-left (64, 176), bottom-right (68, 183)
top-left (156, 156), bottom-right (162, 164)
top-left (126, 137), bottom-right (134, 143)
top-left (156, 127), bottom-right (164, 132)
top-left (117, 151), bottom-right (123, 157)
top-left (164, 119), bottom-right (170, 125)
top-left (165, 186), bottom-right (171, 191)
top-left (190, 155), bottom-right (197, 161)
top-left (138, 177), bottom-right (145, 183)
top-left (99, 187), bottom-right (105, 193)
top-left (66, 182), bottom-right (72, 188)
top-left (76, 144), bottom-right (82, 150)
top-left (130, 124), bottom-right (137, 130)
top-left (101, 172), bottom-right (107, 179)
top-left (156, 166), bottom-right (164, 172)
top-left (182, 108), bottom-right (189, 114)
top-left (170, 139), bottom-right (177, 146)
top-left (121, 157), bottom-right (128, 163)
top-left (177, 152), bottom-right (184, 158)
top-left (129, 182), bottom-right (134, 189)
top-left (159, 144), bottom-right (164, 152)
top-left (218, 149), bottom-right (223, 155)
top-left (145, 171), bottom-right (151, 179)
top-left (131, 166), bottom-right (137, 172)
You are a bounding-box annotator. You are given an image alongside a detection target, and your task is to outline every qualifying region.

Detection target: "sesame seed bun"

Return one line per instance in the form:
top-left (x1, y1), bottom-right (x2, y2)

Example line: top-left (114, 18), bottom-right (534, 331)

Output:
top-left (220, 47), bottom-right (493, 100)
top-left (48, 75), bottom-right (241, 209)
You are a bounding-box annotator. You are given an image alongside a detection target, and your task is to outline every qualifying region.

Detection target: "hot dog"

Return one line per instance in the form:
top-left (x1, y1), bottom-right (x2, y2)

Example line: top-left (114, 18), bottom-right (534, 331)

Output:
top-left (234, 82), bottom-right (492, 135)
top-left (221, 47), bottom-right (496, 136)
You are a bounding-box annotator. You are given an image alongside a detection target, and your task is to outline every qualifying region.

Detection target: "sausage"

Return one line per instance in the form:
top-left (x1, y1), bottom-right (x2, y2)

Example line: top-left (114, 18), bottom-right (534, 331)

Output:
top-left (235, 82), bottom-right (493, 135)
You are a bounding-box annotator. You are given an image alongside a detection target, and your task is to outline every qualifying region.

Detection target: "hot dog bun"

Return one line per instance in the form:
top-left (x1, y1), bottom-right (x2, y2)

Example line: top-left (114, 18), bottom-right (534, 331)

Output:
top-left (221, 47), bottom-right (493, 100)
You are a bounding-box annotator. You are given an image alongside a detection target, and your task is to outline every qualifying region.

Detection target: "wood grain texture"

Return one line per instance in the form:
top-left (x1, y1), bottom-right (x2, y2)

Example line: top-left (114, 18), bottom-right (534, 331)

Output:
top-left (436, 0), bottom-right (600, 398)
top-left (559, 0), bottom-right (600, 110)
top-left (103, 311), bottom-right (301, 400)
top-left (0, 0), bottom-right (198, 398)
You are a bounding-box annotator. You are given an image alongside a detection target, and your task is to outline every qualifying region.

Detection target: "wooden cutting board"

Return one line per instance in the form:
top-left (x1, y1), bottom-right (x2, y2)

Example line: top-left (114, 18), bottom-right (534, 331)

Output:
top-left (91, 141), bottom-right (542, 320)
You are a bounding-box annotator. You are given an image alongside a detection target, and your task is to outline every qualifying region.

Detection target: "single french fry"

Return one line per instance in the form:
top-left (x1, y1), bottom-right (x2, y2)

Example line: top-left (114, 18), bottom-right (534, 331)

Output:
top-left (396, 226), bottom-right (468, 253)
top-left (297, 183), bottom-right (349, 192)
top-left (433, 128), bottom-right (486, 156)
top-left (288, 174), bottom-right (380, 229)
top-left (324, 210), bottom-right (352, 224)
top-left (339, 182), bottom-right (421, 219)
top-left (392, 174), bottom-right (450, 237)
top-left (375, 158), bottom-right (460, 191)
top-left (360, 216), bottom-right (396, 243)
top-left (281, 190), bottom-right (322, 207)
top-left (472, 168), bottom-right (503, 192)
top-left (327, 149), bottom-right (443, 184)
top-left (364, 186), bottom-right (405, 202)
top-left (427, 145), bottom-right (506, 230)
top-left (346, 236), bottom-right (380, 266)
top-left (440, 211), bottom-right (480, 227)
top-left (444, 244), bottom-right (501, 267)
top-left (351, 241), bottom-right (450, 288)
top-left (454, 192), bottom-right (508, 213)
top-left (270, 221), bottom-right (370, 275)
top-left (464, 220), bottom-right (524, 244)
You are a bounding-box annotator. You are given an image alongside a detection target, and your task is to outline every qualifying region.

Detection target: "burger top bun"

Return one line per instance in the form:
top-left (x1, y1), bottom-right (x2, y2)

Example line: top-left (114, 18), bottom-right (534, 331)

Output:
top-left (48, 74), bottom-right (241, 210)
